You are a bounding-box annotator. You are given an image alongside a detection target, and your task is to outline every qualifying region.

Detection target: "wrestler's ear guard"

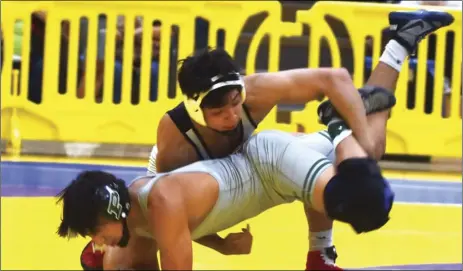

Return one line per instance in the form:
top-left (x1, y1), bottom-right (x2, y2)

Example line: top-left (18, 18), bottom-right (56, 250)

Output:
top-left (94, 179), bottom-right (132, 247)
top-left (184, 72), bottom-right (246, 126)
top-left (322, 158), bottom-right (394, 233)
top-left (94, 180), bottom-right (131, 221)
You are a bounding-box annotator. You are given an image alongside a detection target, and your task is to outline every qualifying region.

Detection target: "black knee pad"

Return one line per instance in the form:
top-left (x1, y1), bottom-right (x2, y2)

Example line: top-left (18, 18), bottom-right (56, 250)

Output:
top-left (323, 158), bottom-right (394, 234)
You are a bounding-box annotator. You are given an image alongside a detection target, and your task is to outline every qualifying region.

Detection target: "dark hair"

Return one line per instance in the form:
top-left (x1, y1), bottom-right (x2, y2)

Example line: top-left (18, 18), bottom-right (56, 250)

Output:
top-left (56, 171), bottom-right (125, 238)
top-left (178, 47), bottom-right (242, 108)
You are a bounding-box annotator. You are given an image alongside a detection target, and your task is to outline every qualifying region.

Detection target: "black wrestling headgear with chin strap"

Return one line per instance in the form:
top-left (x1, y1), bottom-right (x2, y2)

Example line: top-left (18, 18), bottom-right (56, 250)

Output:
top-left (94, 180), bottom-right (131, 247)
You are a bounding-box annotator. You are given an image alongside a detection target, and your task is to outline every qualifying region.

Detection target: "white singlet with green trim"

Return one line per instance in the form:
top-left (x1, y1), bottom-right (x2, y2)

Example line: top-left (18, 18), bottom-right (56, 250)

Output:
top-left (136, 130), bottom-right (334, 240)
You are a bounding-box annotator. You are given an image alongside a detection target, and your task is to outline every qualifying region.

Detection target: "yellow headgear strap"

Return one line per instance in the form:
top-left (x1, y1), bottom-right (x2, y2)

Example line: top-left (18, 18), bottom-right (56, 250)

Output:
top-left (184, 72), bottom-right (246, 126)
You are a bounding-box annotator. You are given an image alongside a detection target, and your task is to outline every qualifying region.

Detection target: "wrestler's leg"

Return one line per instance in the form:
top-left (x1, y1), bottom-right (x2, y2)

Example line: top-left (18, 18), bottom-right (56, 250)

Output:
top-left (362, 10), bottom-right (453, 159)
top-left (293, 132), bottom-right (341, 270)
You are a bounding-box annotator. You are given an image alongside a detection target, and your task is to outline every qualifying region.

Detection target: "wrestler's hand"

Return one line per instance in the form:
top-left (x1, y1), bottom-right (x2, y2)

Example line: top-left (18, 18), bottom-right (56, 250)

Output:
top-left (222, 224), bottom-right (253, 255)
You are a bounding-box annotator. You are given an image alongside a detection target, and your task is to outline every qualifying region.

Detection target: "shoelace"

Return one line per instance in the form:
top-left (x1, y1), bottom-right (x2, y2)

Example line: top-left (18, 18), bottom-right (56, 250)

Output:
top-left (92, 242), bottom-right (106, 253)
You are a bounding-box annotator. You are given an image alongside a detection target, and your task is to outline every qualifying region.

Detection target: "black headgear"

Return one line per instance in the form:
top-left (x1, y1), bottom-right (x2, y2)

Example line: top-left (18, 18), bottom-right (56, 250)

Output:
top-left (94, 180), bottom-right (131, 247)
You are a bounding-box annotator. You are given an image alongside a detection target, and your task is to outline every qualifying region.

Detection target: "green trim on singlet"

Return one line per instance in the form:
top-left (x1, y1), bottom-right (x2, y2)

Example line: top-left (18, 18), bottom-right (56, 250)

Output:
top-left (302, 158), bottom-right (332, 204)
top-left (317, 130), bottom-right (332, 142)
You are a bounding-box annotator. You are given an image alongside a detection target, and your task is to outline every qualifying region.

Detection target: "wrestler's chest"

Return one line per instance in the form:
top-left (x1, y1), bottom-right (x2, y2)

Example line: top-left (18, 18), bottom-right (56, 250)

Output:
top-left (204, 136), bottom-right (244, 158)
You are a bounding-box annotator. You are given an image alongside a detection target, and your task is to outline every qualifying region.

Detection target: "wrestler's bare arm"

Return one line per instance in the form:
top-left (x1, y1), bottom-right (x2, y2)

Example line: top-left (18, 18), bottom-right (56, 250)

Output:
top-left (149, 179), bottom-right (193, 270)
top-left (245, 68), bottom-right (374, 153)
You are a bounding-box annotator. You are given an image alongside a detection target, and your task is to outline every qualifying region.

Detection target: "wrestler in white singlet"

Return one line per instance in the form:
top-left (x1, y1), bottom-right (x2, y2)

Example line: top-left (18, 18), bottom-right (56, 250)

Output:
top-left (135, 130), bottom-right (335, 240)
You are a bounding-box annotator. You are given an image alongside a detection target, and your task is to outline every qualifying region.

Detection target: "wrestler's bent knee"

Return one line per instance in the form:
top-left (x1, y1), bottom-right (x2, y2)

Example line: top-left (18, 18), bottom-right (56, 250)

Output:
top-left (323, 158), bottom-right (394, 233)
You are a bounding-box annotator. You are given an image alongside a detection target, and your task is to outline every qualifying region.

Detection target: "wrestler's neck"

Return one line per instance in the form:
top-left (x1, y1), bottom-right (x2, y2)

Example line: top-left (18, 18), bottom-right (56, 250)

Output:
top-left (126, 182), bottom-right (150, 229)
top-left (124, 193), bottom-right (146, 231)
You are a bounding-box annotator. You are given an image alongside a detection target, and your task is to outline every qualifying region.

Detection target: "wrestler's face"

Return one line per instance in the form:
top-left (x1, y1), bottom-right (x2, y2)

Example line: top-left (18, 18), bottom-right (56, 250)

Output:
top-left (202, 89), bottom-right (243, 132)
top-left (90, 217), bottom-right (123, 247)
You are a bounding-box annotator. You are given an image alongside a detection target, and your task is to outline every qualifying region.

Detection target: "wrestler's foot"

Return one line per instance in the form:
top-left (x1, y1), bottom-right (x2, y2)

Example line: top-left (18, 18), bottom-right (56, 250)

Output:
top-left (326, 119), bottom-right (350, 142)
top-left (317, 86), bottom-right (396, 126)
top-left (389, 9), bottom-right (454, 55)
top-left (81, 241), bottom-right (105, 270)
top-left (306, 246), bottom-right (343, 271)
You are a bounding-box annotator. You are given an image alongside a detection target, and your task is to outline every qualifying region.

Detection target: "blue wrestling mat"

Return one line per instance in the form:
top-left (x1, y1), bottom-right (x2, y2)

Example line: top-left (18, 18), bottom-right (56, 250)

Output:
top-left (1, 161), bottom-right (461, 205)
